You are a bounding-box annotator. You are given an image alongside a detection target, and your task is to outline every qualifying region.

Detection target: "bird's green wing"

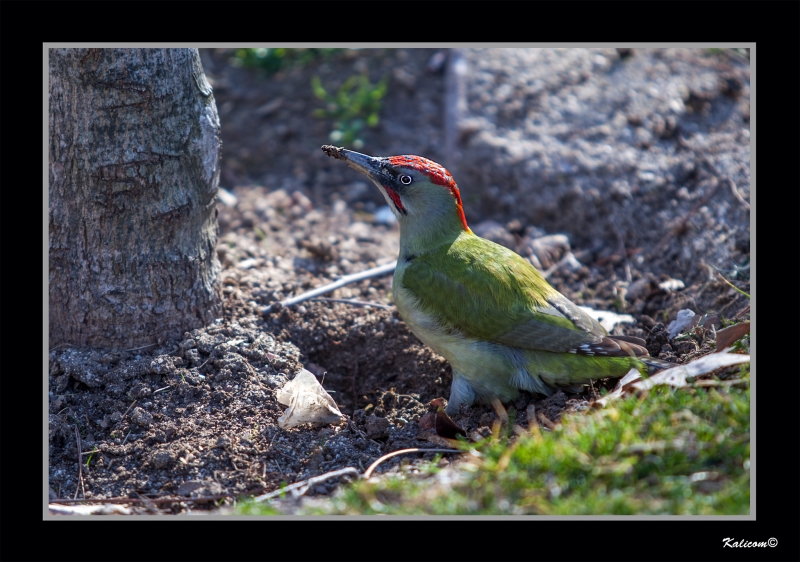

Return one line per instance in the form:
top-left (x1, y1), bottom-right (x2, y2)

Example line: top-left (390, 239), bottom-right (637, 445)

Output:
top-left (401, 233), bottom-right (607, 352)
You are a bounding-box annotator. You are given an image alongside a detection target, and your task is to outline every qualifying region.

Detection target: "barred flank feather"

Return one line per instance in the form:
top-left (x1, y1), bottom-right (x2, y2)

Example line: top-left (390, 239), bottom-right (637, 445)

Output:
top-left (573, 335), bottom-right (649, 358)
top-left (639, 356), bottom-right (677, 373)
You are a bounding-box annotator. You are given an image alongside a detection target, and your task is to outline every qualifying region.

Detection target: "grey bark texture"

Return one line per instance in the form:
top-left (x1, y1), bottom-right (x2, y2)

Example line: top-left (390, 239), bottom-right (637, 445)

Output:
top-left (49, 48), bottom-right (222, 349)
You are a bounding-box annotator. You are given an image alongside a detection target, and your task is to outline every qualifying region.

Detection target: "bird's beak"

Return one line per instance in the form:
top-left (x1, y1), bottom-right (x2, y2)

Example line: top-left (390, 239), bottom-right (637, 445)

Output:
top-left (321, 145), bottom-right (386, 183)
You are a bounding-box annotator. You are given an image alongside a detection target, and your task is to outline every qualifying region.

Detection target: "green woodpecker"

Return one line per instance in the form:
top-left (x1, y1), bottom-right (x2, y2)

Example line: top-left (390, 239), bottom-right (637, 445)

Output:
top-left (322, 146), bottom-right (671, 415)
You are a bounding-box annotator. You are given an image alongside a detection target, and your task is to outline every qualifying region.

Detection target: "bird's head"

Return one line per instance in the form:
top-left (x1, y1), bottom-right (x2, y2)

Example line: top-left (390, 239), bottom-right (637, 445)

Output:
top-left (322, 146), bottom-right (470, 238)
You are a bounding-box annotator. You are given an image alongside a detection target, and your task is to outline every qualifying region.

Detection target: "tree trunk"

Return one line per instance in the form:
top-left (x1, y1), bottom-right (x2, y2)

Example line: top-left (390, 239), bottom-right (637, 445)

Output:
top-left (49, 48), bottom-right (222, 349)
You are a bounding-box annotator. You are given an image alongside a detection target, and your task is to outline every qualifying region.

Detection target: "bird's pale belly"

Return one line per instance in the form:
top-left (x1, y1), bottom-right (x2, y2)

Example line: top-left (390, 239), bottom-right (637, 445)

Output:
top-left (393, 282), bottom-right (524, 401)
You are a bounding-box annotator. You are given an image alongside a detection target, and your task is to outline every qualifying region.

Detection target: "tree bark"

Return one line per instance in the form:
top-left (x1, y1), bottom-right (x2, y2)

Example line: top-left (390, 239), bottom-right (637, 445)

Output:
top-left (49, 48), bottom-right (222, 349)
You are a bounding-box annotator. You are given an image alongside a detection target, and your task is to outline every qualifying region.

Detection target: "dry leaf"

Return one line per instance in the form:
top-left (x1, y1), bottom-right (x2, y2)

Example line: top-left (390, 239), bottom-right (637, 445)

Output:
top-left (714, 322), bottom-right (750, 352)
top-left (49, 503), bottom-right (132, 516)
top-left (277, 368), bottom-right (344, 429)
top-left (631, 352), bottom-right (750, 392)
top-left (430, 398), bottom-right (447, 410)
top-left (593, 352), bottom-right (750, 407)
top-left (418, 412), bottom-right (436, 431)
top-left (434, 409), bottom-right (467, 439)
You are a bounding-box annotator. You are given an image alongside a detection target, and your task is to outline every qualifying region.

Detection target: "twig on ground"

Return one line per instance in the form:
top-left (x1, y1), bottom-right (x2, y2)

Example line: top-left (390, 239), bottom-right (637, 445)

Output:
top-left (121, 343), bottom-right (158, 352)
top-left (121, 429), bottom-right (133, 446)
top-left (131, 491), bottom-right (159, 513)
top-left (50, 488), bottom-right (270, 506)
top-left (122, 399), bottom-right (138, 419)
top-left (261, 261), bottom-right (397, 314)
top-left (728, 177), bottom-right (750, 210)
top-left (254, 467), bottom-right (360, 502)
top-left (363, 448), bottom-right (461, 479)
top-left (74, 426), bottom-right (86, 500)
top-left (52, 450), bottom-right (464, 508)
top-left (707, 264), bottom-right (750, 299)
top-left (311, 297), bottom-right (392, 310)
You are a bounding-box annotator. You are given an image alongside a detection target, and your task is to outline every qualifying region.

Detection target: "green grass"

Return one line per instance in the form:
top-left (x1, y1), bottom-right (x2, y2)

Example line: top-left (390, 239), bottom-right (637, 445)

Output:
top-left (238, 367), bottom-right (750, 515)
top-left (237, 501), bottom-right (283, 515)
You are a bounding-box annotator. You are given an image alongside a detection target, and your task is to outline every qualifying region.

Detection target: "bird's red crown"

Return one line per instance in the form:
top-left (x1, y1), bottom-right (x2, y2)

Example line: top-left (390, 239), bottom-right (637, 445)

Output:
top-left (388, 155), bottom-right (469, 230)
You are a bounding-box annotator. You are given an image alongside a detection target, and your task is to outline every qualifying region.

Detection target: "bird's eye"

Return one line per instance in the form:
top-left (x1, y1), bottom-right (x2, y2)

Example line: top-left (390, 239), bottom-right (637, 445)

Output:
top-left (399, 175), bottom-right (413, 185)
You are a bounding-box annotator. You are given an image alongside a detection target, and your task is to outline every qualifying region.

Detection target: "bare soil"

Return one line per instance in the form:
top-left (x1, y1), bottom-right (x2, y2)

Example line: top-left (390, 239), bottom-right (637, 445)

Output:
top-left (48, 48), bottom-right (750, 514)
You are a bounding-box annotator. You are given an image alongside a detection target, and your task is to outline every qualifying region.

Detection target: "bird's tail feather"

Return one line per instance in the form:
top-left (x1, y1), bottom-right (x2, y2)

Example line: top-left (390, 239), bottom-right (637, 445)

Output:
top-left (639, 356), bottom-right (676, 373)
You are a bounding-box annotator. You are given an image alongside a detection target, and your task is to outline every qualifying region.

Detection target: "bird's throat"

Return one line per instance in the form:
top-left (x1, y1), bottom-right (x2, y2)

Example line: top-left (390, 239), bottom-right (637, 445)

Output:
top-left (383, 185), bottom-right (406, 213)
top-left (398, 218), bottom-right (468, 262)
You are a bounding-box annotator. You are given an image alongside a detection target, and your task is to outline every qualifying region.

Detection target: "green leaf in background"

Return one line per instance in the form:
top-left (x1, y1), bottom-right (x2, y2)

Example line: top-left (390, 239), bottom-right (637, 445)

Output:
top-left (312, 73), bottom-right (388, 149)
